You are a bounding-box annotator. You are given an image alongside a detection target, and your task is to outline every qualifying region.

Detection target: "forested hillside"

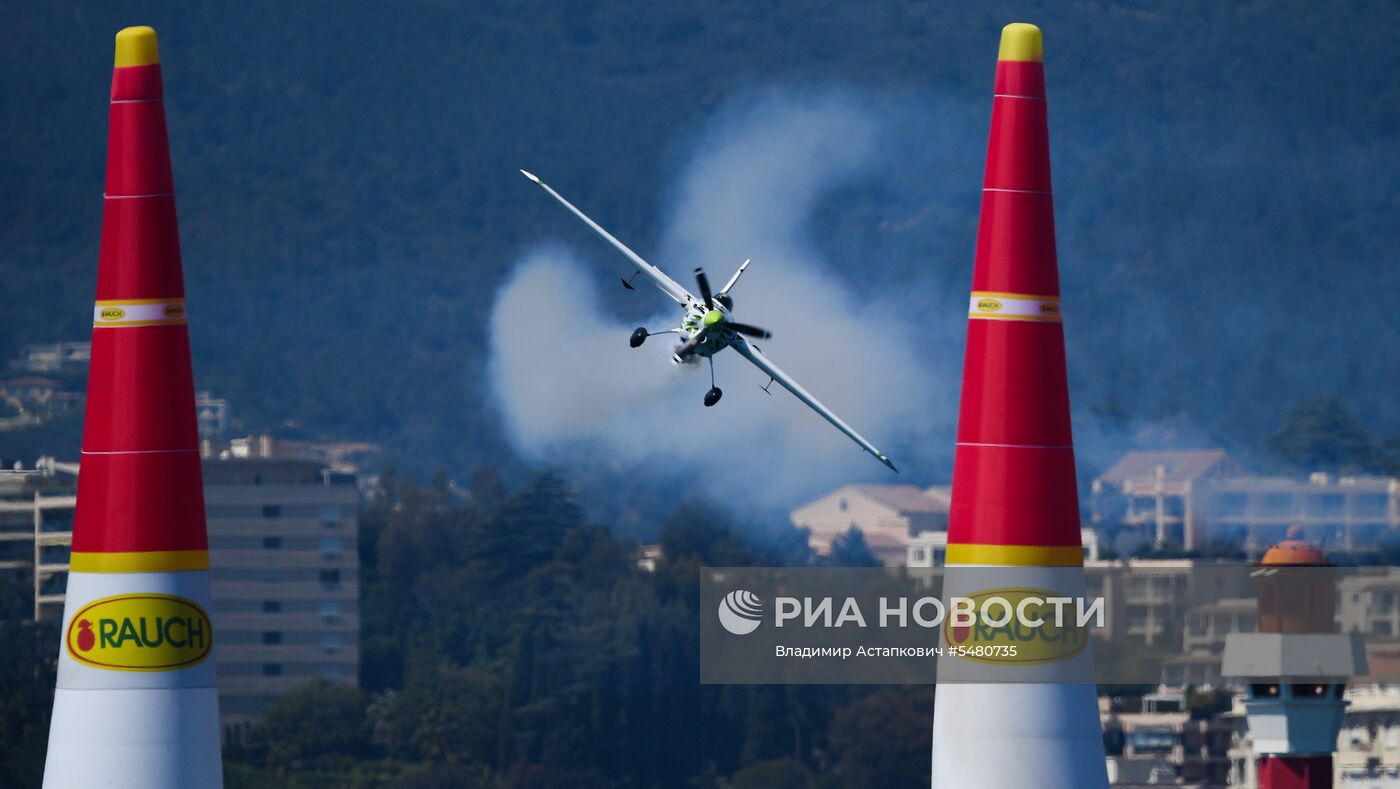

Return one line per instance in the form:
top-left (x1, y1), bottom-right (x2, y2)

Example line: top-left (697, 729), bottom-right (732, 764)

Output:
top-left (2, 1), bottom-right (1398, 495)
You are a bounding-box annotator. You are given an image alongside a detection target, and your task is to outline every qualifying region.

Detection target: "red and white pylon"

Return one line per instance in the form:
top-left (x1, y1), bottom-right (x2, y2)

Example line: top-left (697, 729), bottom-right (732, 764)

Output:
top-left (44, 26), bottom-right (223, 789)
top-left (930, 23), bottom-right (1109, 789)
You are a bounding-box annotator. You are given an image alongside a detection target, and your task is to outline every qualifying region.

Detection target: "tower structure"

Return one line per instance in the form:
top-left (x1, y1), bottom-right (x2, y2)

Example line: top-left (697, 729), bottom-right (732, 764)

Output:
top-left (1223, 532), bottom-right (1366, 789)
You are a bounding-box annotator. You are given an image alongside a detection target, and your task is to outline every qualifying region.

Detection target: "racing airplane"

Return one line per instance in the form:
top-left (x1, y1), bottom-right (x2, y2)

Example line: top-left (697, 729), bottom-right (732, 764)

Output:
top-left (520, 169), bottom-right (897, 472)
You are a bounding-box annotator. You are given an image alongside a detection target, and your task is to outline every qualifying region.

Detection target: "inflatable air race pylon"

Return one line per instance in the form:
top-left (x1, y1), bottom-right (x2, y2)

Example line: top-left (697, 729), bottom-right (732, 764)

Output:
top-left (43, 25), bottom-right (223, 789)
top-left (930, 23), bottom-right (1109, 789)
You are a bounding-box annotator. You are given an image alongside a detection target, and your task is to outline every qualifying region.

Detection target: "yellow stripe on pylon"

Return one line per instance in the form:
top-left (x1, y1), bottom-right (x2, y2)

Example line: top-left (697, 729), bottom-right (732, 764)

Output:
top-left (945, 543), bottom-right (1083, 567)
top-left (69, 550), bottom-right (209, 573)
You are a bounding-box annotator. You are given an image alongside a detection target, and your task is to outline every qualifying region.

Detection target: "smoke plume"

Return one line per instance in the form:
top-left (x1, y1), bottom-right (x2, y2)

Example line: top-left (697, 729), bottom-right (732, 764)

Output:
top-left (488, 91), bottom-right (956, 511)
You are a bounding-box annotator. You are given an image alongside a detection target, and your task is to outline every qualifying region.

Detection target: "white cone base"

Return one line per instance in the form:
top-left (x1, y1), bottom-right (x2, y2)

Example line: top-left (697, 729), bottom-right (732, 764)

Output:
top-left (44, 687), bottom-right (222, 788)
top-left (932, 683), bottom-right (1108, 788)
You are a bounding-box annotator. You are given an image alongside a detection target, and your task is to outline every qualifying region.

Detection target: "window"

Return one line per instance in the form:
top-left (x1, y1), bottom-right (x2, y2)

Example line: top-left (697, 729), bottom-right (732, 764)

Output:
top-left (320, 664), bottom-right (344, 680)
top-left (1215, 493), bottom-right (1247, 516)
top-left (319, 600), bottom-right (342, 620)
top-left (1250, 683), bottom-right (1280, 699)
top-left (261, 631), bottom-right (282, 645)
top-left (320, 633), bottom-right (343, 654)
top-left (262, 536), bottom-right (282, 550)
top-left (1377, 592), bottom-right (1395, 613)
top-left (1126, 730), bottom-right (1176, 752)
top-left (261, 663), bottom-right (282, 677)
top-left (320, 536), bottom-right (343, 556)
top-left (319, 569), bottom-right (341, 588)
top-left (262, 505), bottom-right (281, 518)
top-left (261, 601), bottom-right (281, 613)
top-left (319, 506), bottom-right (341, 528)
top-left (1313, 494), bottom-right (1345, 517)
top-left (262, 567), bottom-right (282, 583)
top-left (1291, 683), bottom-right (1329, 699)
top-left (1356, 495), bottom-right (1388, 518)
top-left (1260, 493), bottom-right (1294, 515)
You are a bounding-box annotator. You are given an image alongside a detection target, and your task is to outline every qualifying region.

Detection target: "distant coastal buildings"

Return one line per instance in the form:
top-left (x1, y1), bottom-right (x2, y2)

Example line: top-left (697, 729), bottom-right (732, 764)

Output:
top-left (1092, 449), bottom-right (1400, 557)
top-left (791, 449), bottom-right (1400, 567)
top-left (0, 440), bottom-right (371, 741)
top-left (1, 341), bottom-right (89, 431)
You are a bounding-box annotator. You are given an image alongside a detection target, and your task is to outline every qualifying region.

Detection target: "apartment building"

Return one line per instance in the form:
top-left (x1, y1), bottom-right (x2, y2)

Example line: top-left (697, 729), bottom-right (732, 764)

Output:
top-left (1093, 449), bottom-right (1400, 556)
top-left (203, 457), bottom-right (360, 737)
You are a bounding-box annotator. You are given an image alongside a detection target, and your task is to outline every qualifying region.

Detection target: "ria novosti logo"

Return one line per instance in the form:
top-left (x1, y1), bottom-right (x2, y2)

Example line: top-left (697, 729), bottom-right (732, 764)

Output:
top-left (717, 590), bottom-right (764, 635)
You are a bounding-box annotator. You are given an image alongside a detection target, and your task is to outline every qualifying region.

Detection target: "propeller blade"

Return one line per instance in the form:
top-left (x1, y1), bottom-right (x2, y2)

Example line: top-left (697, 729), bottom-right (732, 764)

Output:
top-left (678, 327), bottom-right (709, 355)
top-left (694, 267), bottom-right (714, 308)
top-left (726, 322), bottom-right (772, 340)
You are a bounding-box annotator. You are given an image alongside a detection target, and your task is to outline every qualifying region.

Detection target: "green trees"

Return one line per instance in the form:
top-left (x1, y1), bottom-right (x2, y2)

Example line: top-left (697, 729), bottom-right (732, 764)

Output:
top-left (824, 527), bottom-right (882, 568)
top-left (827, 689), bottom-right (934, 787)
top-left (223, 473), bottom-right (930, 786)
top-left (1268, 394), bottom-right (1379, 474)
top-left (235, 680), bottom-right (373, 775)
top-left (0, 578), bottom-right (57, 787)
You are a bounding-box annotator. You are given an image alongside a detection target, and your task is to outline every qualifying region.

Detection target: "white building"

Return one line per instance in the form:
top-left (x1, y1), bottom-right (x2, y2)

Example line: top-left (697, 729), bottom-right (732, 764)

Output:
top-left (1093, 449), bottom-right (1400, 557)
top-left (790, 484), bottom-right (950, 566)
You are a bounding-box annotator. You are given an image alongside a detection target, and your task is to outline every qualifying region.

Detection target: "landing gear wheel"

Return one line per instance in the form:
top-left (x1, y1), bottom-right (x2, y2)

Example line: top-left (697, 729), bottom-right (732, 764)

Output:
top-left (629, 327), bottom-right (648, 348)
top-left (704, 387), bottom-right (723, 407)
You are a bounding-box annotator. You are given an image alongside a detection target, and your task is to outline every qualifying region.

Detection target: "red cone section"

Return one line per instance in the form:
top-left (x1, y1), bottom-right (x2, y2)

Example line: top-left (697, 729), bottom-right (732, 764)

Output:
top-left (1258, 757), bottom-right (1332, 789)
top-left (72, 27), bottom-right (208, 573)
top-left (947, 25), bottom-right (1081, 567)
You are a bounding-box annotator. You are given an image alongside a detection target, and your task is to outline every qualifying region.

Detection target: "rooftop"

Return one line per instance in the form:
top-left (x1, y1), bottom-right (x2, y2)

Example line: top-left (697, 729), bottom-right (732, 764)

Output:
top-left (849, 484), bottom-right (949, 515)
top-left (1097, 449), bottom-right (1235, 486)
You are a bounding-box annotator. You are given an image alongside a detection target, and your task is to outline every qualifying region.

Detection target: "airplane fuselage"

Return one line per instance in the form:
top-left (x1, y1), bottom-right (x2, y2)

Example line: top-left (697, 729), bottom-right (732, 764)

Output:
top-left (673, 300), bottom-right (733, 363)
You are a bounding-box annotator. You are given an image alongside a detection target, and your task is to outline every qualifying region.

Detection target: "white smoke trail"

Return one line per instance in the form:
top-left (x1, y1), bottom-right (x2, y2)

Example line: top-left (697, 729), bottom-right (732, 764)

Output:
top-left (488, 92), bottom-right (954, 509)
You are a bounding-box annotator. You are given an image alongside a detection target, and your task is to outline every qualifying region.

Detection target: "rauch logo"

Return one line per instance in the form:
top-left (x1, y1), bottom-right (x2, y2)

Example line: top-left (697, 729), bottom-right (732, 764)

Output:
top-left (943, 587), bottom-right (1088, 666)
top-left (65, 593), bottom-right (212, 672)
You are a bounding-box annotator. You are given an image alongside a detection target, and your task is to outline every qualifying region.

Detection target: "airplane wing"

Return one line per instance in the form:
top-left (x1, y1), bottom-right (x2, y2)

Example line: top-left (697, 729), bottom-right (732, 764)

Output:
top-left (520, 170), bottom-right (695, 305)
top-left (731, 336), bottom-right (897, 472)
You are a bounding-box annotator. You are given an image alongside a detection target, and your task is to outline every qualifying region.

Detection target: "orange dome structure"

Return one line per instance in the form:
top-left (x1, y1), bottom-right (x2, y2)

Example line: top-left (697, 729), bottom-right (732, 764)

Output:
top-left (1258, 527), bottom-right (1329, 567)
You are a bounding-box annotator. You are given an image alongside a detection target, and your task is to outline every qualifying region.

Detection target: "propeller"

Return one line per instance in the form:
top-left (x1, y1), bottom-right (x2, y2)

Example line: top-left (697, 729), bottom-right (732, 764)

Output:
top-left (681, 266), bottom-right (772, 351)
top-left (676, 327), bottom-right (708, 356)
top-left (726, 322), bottom-right (771, 339)
top-left (688, 268), bottom-right (778, 338)
top-left (694, 267), bottom-right (714, 309)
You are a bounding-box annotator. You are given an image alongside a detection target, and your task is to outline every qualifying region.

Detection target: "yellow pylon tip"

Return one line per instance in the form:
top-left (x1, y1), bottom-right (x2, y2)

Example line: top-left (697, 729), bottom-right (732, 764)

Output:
top-left (998, 22), bottom-right (1042, 63)
top-left (114, 26), bottom-right (159, 67)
